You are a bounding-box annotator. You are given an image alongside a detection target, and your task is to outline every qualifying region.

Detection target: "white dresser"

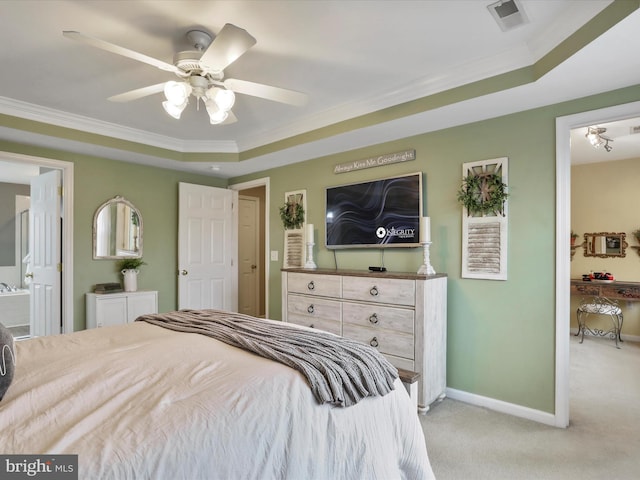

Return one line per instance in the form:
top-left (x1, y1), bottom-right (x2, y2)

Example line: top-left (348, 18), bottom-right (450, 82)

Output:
top-left (282, 269), bottom-right (447, 412)
top-left (86, 291), bottom-right (158, 329)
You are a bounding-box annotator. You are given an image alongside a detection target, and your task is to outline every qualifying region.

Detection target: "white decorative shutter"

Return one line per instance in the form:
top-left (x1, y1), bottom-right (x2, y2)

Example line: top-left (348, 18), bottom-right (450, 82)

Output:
top-left (461, 158), bottom-right (508, 280)
top-left (284, 229), bottom-right (304, 268)
top-left (282, 189), bottom-right (307, 268)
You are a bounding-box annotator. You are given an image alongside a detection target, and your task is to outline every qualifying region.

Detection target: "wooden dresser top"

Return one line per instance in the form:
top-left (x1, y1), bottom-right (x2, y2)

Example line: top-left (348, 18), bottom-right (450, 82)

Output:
top-left (282, 268), bottom-right (447, 281)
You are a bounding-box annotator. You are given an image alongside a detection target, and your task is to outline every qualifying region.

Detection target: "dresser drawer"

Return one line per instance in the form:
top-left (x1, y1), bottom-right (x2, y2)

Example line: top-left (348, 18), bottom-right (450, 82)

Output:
top-left (287, 294), bottom-right (341, 320)
top-left (287, 272), bottom-right (342, 298)
top-left (343, 323), bottom-right (414, 360)
top-left (342, 276), bottom-right (415, 306)
top-left (385, 354), bottom-right (415, 372)
top-left (342, 302), bottom-right (414, 335)
top-left (287, 315), bottom-right (342, 336)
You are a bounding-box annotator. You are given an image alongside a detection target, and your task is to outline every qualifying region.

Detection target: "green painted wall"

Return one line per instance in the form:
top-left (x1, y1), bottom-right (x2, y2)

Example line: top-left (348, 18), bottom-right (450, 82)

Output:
top-left (232, 84), bottom-right (640, 413)
top-left (0, 141), bottom-right (226, 330)
top-left (2, 82), bottom-right (640, 414)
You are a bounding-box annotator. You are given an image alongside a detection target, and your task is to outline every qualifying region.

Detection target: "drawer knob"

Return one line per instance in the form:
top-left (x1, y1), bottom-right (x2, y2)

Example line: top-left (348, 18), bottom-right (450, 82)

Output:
top-left (307, 281), bottom-right (315, 291)
top-left (369, 313), bottom-right (379, 324)
top-left (369, 286), bottom-right (379, 297)
top-left (307, 304), bottom-right (315, 314)
top-left (370, 337), bottom-right (379, 348)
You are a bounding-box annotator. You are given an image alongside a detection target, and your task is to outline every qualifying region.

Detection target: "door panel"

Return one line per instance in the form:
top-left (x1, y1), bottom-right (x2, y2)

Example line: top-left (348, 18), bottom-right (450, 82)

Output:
top-left (30, 170), bottom-right (61, 336)
top-left (178, 183), bottom-right (237, 311)
top-left (238, 196), bottom-right (259, 316)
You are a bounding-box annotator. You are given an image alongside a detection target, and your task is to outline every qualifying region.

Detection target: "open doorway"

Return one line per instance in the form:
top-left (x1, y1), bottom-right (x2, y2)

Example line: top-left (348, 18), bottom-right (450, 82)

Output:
top-left (0, 152), bottom-right (74, 337)
top-left (230, 178), bottom-right (270, 319)
top-left (555, 99), bottom-right (640, 427)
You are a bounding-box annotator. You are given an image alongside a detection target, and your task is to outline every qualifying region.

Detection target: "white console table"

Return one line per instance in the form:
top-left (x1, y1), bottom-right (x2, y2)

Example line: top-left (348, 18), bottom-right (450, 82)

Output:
top-left (86, 290), bottom-right (158, 329)
top-left (282, 268), bottom-right (447, 413)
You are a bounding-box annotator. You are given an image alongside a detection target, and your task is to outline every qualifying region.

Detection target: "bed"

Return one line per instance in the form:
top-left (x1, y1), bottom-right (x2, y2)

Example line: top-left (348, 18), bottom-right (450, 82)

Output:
top-left (0, 309), bottom-right (434, 479)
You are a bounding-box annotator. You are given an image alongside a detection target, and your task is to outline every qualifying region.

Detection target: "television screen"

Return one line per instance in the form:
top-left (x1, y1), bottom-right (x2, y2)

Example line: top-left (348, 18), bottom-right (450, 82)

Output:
top-left (325, 172), bottom-right (423, 249)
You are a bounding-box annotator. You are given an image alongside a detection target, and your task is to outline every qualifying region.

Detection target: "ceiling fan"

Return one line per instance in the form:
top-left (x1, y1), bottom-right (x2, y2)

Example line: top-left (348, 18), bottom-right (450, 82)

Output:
top-left (63, 25), bottom-right (308, 125)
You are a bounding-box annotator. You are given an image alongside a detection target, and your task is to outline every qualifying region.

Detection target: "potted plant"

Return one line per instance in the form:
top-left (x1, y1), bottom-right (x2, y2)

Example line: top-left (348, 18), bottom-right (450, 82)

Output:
top-left (118, 257), bottom-right (147, 292)
top-left (571, 231), bottom-right (579, 246)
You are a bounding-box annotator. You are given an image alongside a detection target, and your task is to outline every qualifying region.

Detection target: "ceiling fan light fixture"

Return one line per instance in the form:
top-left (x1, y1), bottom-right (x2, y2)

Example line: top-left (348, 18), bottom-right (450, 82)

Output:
top-left (207, 87), bottom-right (235, 112)
top-left (64, 26), bottom-right (308, 128)
top-left (162, 100), bottom-right (187, 119)
top-left (205, 99), bottom-right (229, 124)
top-left (164, 81), bottom-right (192, 105)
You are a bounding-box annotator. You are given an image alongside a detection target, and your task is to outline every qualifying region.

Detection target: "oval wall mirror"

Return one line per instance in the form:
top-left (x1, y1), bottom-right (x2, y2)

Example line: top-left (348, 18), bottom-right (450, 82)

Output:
top-left (93, 196), bottom-right (143, 259)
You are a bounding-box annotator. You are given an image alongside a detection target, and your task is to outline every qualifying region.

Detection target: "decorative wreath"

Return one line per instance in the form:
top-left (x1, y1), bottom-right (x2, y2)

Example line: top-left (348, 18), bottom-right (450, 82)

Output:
top-left (457, 173), bottom-right (508, 216)
top-left (279, 200), bottom-right (305, 229)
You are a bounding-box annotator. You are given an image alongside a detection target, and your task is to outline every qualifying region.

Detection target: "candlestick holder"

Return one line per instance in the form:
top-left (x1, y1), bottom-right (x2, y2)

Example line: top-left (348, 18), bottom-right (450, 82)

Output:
top-left (417, 241), bottom-right (436, 275)
top-left (305, 241), bottom-right (317, 269)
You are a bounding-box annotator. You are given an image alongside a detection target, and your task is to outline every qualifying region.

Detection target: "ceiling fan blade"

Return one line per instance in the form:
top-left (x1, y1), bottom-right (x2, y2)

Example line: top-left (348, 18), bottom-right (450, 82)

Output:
top-left (199, 24), bottom-right (256, 72)
top-left (222, 111), bottom-right (238, 125)
top-left (63, 31), bottom-right (180, 73)
top-left (108, 83), bottom-right (167, 102)
top-left (224, 78), bottom-right (307, 107)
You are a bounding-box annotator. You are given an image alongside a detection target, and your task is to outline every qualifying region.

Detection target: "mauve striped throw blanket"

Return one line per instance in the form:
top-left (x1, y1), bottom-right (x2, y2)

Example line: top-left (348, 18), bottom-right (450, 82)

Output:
top-left (136, 309), bottom-right (398, 407)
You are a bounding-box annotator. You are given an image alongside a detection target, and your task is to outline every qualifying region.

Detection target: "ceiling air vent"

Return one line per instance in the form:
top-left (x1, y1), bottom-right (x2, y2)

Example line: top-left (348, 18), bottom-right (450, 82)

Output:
top-left (487, 0), bottom-right (529, 32)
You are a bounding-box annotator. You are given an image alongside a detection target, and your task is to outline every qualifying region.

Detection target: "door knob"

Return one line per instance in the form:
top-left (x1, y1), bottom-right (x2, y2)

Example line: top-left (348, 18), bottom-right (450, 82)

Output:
top-left (25, 273), bottom-right (34, 278)
top-left (180, 269), bottom-right (188, 276)
top-left (251, 264), bottom-right (257, 270)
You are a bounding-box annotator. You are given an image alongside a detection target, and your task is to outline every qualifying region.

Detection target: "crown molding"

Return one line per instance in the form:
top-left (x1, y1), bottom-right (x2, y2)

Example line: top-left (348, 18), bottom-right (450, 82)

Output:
top-left (0, 96), bottom-right (239, 154)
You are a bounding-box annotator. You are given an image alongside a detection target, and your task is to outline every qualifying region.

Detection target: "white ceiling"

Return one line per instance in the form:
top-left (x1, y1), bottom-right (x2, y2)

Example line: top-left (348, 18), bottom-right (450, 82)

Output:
top-left (1, 0), bottom-right (639, 179)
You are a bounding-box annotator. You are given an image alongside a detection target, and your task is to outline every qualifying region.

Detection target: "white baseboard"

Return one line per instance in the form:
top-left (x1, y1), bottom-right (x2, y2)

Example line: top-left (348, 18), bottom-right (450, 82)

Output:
top-left (445, 388), bottom-right (557, 427)
top-left (446, 333), bottom-right (640, 427)
top-left (569, 327), bottom-right (640, 343)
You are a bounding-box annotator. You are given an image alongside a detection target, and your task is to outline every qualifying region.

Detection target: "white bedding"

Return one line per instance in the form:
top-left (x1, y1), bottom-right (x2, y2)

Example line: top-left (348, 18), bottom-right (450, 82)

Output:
top-left (0, 320), bottom-right (434, 479)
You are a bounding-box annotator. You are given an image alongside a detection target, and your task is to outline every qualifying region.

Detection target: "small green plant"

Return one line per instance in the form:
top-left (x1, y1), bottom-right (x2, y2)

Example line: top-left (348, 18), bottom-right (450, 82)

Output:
top-left (571, 231), bottom-right (579, 245)
top-left (118, 257), bottom-right (147, 271)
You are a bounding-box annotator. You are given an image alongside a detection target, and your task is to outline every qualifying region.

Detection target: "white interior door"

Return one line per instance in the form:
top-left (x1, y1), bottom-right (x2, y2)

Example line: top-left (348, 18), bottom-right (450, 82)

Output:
top-left (238, 195), bottom-right (260, 316)
top-left (29, 170), bottom-right (61, 336)
top-left (178, 183), bottom-right (237, 311)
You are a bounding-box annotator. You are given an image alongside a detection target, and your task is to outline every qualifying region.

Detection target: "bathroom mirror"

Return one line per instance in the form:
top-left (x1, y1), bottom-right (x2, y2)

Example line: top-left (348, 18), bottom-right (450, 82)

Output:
top-left (93, 196), bottom-right (143, 259)
top-left (582, 232), bottom-right (627, 258)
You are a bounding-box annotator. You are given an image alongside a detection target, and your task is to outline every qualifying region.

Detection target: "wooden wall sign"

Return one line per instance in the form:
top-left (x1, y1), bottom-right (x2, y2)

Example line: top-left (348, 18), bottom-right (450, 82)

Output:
top-left (333, 149), bottom-right (415, 174)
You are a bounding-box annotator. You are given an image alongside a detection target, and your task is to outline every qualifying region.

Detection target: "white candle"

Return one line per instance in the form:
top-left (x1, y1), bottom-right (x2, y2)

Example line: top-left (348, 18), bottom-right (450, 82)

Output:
top-left (306, 223), bottom-right (314, 243)
top-left (420, 217), bottom-right (430, 243)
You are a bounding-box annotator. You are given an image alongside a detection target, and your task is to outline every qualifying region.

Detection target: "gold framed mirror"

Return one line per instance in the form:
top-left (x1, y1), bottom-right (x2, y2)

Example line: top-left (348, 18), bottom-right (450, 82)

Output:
top-left (582, 232), bottom-right (627, 258)
top-left (93, 196), bottom-right (143, 259)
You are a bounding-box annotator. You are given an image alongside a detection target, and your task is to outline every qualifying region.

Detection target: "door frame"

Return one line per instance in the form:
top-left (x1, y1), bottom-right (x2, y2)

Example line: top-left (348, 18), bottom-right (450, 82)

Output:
top-left (229, 177), bottom-right (270, 318)
top-left (555, 99), bottom-right (640, 428)
top-left (0, 151), bottom-right (74, 334)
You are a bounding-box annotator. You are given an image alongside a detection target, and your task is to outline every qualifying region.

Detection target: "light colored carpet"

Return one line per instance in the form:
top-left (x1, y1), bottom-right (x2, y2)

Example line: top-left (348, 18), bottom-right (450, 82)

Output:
top-left (421, 335), bottom-right (640, 479)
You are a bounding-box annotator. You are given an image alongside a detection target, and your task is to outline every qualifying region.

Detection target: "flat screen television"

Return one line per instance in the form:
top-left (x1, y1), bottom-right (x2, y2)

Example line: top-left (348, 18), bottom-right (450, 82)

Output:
top-left (325, 172), bottom-right (423, 249)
